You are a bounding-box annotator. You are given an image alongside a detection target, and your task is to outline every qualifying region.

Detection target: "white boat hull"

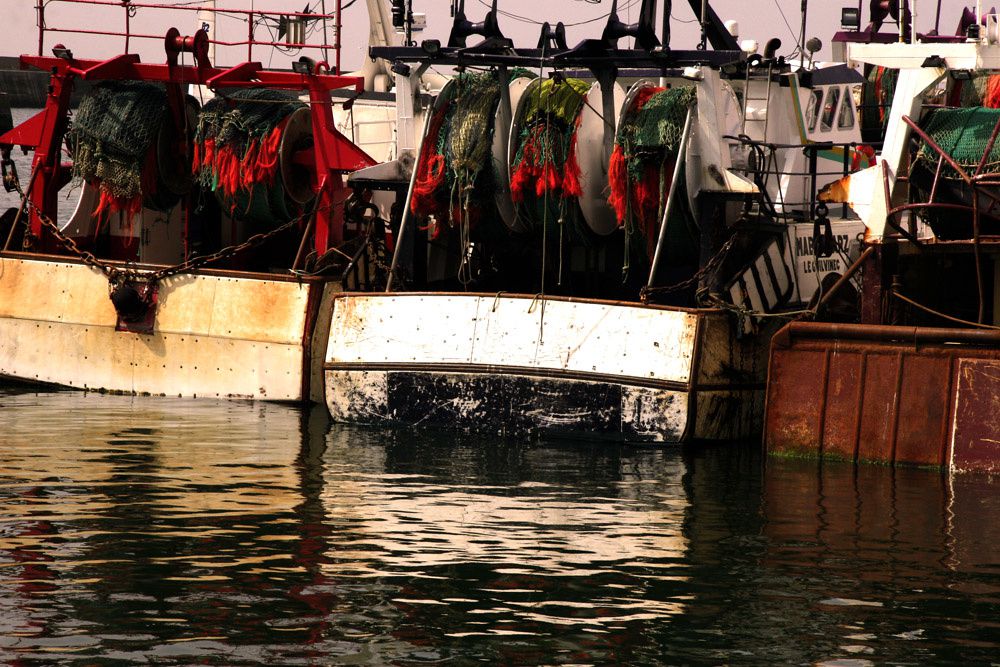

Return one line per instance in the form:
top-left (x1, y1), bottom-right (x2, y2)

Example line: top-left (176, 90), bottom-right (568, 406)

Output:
top-left (323, 293), bottom-right (768, 442)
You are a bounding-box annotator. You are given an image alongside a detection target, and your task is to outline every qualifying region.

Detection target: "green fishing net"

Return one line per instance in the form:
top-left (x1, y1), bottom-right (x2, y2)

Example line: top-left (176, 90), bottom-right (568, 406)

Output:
top-left (67, 81), bottom-right (167, 204)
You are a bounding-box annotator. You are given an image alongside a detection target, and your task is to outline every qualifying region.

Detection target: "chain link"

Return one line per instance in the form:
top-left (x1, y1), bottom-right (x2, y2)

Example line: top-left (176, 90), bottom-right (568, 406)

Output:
top-left (640, 233), bottom-right (738, 303)
top-left (9, 166), bottom-right (308, 293)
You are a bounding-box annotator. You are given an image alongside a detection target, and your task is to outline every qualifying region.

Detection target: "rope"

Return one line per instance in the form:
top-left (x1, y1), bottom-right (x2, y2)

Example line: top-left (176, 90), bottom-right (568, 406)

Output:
top-left (892, 290), bottom-right (1000, 330)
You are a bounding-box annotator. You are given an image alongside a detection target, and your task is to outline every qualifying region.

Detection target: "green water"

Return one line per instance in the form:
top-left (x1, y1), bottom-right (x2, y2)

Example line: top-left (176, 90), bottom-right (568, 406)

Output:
top-left (0, 387), bottom-right (997, 665)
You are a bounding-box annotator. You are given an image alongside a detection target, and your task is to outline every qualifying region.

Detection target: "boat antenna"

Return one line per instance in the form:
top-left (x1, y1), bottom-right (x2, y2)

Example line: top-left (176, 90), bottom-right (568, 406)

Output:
top-left (662, 0), bottom-right (671, 47)
top-left (799, 0), bottom-right (808, 61)
top-left (700, 0), bottom-right (707, 49)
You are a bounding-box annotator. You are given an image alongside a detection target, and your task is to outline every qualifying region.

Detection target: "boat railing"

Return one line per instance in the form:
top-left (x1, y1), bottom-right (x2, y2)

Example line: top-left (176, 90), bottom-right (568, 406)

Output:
top-left (727, 136), bottom-right (878, 223)
top-left (34, 0), bottom-right (345, 72)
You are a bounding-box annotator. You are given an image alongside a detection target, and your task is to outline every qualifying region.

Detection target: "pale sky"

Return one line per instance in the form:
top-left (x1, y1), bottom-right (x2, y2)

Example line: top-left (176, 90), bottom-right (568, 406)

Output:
top-left (4, 0), bottom-right (976, 69)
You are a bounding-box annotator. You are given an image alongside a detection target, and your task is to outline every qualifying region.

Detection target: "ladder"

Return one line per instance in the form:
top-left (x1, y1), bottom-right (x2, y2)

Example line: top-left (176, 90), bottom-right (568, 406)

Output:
top-left (741, 62), bottom-right (774, 140)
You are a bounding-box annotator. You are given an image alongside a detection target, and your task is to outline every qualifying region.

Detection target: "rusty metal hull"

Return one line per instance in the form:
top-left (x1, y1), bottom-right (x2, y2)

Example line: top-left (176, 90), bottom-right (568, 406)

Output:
top-left (323, 293), bottom-right (769, 443)
top-left (0, 255), bottom-right (337, 401)
top-left (764, 322), bottom-right (1000, 471)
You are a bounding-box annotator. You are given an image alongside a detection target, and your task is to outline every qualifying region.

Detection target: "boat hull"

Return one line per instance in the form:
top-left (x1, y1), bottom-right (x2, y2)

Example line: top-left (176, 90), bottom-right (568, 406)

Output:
top-left (764, 322), bottom-right (1000, 472)
top-left (323, 293), bottom-right (768, 443)
top-left (0, 254), bottom-right (336, 401)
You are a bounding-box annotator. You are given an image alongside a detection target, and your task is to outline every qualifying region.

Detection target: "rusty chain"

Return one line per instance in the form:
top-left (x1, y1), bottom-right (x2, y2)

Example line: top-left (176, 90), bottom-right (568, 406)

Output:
top-left (640, 233), bottom-right (738, 303)
top-left (7, 166), bottom-right (308, 292)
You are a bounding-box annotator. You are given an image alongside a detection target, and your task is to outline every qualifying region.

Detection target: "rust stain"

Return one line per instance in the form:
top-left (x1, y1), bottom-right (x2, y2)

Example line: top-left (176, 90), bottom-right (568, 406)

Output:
top-left (766, 322), bottom-right (1000, 472)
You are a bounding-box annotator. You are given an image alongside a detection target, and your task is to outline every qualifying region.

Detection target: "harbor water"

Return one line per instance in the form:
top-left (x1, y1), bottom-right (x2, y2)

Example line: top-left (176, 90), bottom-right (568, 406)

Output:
top-left (1, 109), bottom-right (79, 225)
top-left (0, 386), bottom-right (998, 665)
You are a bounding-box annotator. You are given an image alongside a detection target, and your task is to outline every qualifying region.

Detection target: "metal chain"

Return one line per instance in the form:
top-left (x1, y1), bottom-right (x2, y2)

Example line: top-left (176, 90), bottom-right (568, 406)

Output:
top-left (13, 172), bottom-right (308, 290)
top-left (640, 233), bottom-right (738, 303)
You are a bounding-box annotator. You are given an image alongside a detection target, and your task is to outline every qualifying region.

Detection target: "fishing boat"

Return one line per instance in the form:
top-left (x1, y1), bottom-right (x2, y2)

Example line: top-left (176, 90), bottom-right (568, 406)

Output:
top-left (764, 1), bottom-right (1000, 471)
top-left (321, 0), bottom-right (874, 442)
top-left (0, 0), bottom-right (386, 401)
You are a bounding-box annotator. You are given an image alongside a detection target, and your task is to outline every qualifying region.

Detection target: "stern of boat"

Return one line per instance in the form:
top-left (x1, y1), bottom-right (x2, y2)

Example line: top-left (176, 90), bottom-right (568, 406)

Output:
top-left (323, 293), bottom-right (768, 443)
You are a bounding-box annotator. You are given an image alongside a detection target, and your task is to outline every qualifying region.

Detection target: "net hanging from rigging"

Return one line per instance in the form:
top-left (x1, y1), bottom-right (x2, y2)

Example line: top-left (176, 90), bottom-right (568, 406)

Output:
top-left (68, 81), bottom-right (171, 222)
top-left (510, 77), bottom-right (590, 234)
top-left (608, 85), bottom-right (698, 280)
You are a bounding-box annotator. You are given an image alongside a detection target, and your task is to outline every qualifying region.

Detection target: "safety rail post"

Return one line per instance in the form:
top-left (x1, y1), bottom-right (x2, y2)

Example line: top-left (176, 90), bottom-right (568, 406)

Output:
top-left (247, 10), bottom-right (253, 61)
top-left (808, 144), bottom-right (819, 220)
top-left (36, 0), bottom-right (44, 57)
top-left (335, 0), bottom-right (342, 74)
top-left (842, 142), bottom-right (850, 219)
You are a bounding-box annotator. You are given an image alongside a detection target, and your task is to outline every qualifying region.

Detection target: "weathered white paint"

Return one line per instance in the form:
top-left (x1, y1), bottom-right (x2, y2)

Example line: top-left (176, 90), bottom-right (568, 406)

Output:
top-left (691, 68), bottom-right (757, 199)
top-left (848, 41), bottom-right (1000, 71)
top-left (0, 257), bottom-right (314, 399)
top-left (308, 281), bottom-right (342, 404)
top-left (839, 41), bottom-right (948, 238)
top-left (620, 385), bottom-right (689, 442)
top-left (326, 369), bottom-right (390, 422)
top-left (785, 219), bottom-right (868, 303)
top-left (325, 294), bottom-right (699, 384)
top-left (577, 80), bottom-right (626, 236)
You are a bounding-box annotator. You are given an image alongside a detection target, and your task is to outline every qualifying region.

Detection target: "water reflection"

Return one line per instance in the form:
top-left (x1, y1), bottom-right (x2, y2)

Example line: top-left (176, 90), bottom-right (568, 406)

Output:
top-left (0, 387), bottom-right (997, 664)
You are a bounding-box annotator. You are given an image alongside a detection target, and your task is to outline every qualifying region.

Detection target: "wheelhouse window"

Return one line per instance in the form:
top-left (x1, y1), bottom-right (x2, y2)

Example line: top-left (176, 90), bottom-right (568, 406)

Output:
top-left (806, 89), bottom-right (823, 132)
top-left (821, 86), bottom-right (841, 132)
top-left (838, 87), bottom-right (855, 129)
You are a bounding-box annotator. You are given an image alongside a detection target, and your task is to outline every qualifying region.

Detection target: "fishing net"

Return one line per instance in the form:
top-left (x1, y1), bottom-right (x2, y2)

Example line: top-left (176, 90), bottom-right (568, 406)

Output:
top-left (608, 85), bottom-right (698, 280)
top-left (411, 70), bottom-right (518, 237)
top-left (509, 77), bottom-right (591, 233)
top-left (67, 81), bottom-right (168, 220)
top-left (861, 66), bottom-right (897, 136)
top-left (193, 88), bottom-right (305, 224)
top-left (915, 107), bottom-right (1000, 177)
top-left (953, 72), bottom-right (1000, 108)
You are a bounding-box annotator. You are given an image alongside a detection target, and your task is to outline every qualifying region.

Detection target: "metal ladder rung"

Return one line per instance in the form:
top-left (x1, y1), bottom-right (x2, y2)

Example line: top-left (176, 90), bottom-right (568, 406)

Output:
top-left (741, 64), bottom-right (773, 137)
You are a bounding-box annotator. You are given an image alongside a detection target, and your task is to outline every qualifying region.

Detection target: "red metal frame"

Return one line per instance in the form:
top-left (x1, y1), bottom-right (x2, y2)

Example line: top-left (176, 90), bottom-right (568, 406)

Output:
top-left (0, 35), bottom-right (375, 256)
top-left (37, 0), bottom-right (345, 74)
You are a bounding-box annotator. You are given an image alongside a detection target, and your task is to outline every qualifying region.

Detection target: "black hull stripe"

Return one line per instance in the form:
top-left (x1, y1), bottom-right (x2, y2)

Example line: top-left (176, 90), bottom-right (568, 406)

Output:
top-left (324, 362), bottom-right (767, 393)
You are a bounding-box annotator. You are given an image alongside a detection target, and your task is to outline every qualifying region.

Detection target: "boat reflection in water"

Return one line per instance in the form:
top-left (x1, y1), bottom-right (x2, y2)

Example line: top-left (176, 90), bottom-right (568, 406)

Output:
top-left (0, 388), bottom-right (997, 664)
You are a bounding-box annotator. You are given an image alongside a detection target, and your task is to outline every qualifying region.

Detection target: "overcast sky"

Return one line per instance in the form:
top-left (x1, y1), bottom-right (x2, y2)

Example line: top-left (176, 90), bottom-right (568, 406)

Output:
top-left (5, 0), bottom-right (976, 69)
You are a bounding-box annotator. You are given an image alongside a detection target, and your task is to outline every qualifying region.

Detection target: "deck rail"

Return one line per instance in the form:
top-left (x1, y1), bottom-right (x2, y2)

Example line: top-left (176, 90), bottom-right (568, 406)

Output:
top-left (35, 0), bottom-right (345, 72)
top-left (727, 136), bottom-right (878, 222)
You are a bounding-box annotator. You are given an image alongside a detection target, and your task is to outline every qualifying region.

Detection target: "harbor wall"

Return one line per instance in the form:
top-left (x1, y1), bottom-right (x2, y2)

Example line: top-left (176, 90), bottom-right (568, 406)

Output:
top-left (0, 56), bottom-right (90, 107)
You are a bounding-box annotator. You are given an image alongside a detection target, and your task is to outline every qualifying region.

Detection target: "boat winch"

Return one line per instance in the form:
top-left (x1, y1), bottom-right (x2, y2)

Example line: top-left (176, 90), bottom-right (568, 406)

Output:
top-left (411, 70), bottom-right (531, 238)
top-left (508, 76), bottom-right (591, 237)
top-left (193, 89), bottom-right (315, 226)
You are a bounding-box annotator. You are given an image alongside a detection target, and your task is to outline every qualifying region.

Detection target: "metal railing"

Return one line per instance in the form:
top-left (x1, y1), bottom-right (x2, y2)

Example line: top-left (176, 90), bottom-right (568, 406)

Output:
top-left (35, 0), bottom-right (345, 72)
top-left (728, 136), bottom-right (877, 222)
